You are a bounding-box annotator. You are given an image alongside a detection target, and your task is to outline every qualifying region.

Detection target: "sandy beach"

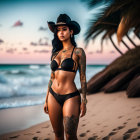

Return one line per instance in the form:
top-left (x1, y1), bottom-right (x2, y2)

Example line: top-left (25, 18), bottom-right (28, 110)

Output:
top-left (0, 91), bottom-right (140, 140)
top-left (0, 104), bottom-right (49, 135)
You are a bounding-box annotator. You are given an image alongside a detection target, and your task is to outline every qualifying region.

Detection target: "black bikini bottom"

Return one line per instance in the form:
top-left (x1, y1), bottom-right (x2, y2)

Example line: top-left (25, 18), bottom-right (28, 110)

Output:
top-left (49, 86), bottom-right (80, 107)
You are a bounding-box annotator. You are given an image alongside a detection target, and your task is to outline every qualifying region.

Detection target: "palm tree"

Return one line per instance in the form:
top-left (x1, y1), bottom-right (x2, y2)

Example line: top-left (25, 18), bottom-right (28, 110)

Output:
top-left (81, 0), bottom-right (140, 53)
top-left (83, 3), bottom-right (124, 55)
top-left (115, 1), bottom-right (140, 43)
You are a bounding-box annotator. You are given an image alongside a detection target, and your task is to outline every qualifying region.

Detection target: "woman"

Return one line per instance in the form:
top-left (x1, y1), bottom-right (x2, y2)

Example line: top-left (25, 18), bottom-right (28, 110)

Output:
top-left (44, 13), bottom-right (87, 140)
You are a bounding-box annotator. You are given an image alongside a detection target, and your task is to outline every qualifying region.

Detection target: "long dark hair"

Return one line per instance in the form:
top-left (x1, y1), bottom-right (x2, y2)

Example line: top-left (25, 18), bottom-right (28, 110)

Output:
top-left (51, 26), bottom-right (77, 61)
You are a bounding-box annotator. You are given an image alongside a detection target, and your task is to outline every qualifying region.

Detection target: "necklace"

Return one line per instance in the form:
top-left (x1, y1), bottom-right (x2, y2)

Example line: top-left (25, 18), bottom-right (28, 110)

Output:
top-left (62, 47), bottom-right (73, 53)
top-left (62, 49), bottom-right (69, 53)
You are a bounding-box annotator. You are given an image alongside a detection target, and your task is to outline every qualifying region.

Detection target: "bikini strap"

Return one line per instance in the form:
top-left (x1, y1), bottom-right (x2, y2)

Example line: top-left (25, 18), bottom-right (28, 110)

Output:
top-left (71, 47), bottom-right (75, 58)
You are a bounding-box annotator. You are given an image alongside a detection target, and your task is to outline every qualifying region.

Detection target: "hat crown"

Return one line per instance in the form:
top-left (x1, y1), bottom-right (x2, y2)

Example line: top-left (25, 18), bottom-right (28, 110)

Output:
top-left (56, 14), bottom-right (71, 23)
top-left (47, 13), bottom-right (80, 35)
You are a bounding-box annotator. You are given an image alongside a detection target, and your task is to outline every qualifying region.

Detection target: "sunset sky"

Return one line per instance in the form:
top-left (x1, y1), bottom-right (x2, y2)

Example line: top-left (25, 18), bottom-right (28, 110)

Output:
top-left (0, 0), bottom-right (139, 64)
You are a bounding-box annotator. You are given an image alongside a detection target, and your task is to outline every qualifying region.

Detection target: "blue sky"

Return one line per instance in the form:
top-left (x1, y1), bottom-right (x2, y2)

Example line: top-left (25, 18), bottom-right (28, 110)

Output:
top-left (0, 0), bottom-right (90, 42)
top-left (0, 0), bottom-right (134, 64)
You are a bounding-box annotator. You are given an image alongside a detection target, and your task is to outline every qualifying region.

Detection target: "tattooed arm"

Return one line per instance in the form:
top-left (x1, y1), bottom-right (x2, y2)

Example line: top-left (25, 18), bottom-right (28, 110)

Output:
top-left (44, 70), bottom-right (55, 114)
top-left (76, 47), bottom-right (87, 104)
top-left (45, 70), bottom-right (55, 102)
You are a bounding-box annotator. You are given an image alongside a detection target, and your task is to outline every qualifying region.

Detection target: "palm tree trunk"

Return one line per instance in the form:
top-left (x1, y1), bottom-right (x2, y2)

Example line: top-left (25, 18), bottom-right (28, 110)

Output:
top-left (121, 39), bottom-right (131, 50)
top-left (109, 36), bottom-right (123, 55)
top-left (126, 34), bottom-right (137, 48)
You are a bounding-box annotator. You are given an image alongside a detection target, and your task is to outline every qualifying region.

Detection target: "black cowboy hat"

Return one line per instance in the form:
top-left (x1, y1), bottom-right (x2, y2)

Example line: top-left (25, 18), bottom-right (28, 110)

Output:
top-left (47, 14), bottom-right (81, 35)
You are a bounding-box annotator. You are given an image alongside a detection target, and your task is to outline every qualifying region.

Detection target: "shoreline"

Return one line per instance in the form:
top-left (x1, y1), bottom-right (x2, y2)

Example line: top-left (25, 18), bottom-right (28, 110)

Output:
top-left (0, 91), bottom-right (140, 140)
top-left (0, 104), bottom-right (49, 135)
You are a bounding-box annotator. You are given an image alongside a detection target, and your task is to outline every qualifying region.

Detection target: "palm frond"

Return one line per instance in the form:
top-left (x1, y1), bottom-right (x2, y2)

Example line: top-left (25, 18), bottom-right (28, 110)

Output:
top-left (82, 0), bottom-right (140, 51)
top-left (83, 3), bottom-right (119, 46)
top-left (117, 2), bottom-right (140, 42)
top-left (81, 0), bottom-right (113, 10)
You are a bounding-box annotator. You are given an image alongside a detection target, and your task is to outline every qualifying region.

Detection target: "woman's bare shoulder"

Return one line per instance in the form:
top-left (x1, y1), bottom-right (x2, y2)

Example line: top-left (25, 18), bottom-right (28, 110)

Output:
top-left (75, 47), bottom-right (85, 57)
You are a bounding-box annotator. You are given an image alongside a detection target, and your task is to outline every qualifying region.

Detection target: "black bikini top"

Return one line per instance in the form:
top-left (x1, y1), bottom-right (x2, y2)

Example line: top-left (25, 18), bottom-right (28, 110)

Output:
top-left (50, 47), bottom-right (77, 73)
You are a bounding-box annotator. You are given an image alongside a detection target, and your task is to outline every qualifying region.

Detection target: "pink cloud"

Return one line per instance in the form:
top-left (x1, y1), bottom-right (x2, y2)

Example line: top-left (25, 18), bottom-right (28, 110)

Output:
top-left (12, 20), bottom-right (23, 27)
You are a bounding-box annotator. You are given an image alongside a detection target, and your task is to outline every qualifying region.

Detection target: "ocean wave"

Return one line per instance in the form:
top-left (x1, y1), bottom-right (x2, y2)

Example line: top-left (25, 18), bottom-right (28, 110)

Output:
top-left (29, 65), bottom-right (40, 69)
top-left (0, 83), bottom-right (47, 98)
top-left (5, 70), bottom-right (28, 75)
top-left (15, 76), bottom-right (48, 87)
top-left (3, 69), bottom-right (39, 76)
top-left (17, 86), bottom-right (46, 96)
top-left (0, 84), bottom-right (15, 98)
top-left (2, 74), bottom-right (49, 86)
top-left (0, 95), bottom-right (45, 109)
top-left (0, 64), bottom-right (106, 109)
top-left (0, 74), bottom-right (8, 84)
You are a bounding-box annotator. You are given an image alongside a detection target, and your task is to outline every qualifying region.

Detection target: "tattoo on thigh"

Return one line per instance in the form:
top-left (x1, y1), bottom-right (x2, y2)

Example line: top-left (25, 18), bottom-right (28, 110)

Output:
top-left (63, 115), bottom-right (79, 135)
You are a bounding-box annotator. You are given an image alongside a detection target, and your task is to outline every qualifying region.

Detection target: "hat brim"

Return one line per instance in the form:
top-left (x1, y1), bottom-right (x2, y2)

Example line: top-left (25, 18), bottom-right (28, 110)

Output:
top-left (47, 21), bottom-right (55, 33)
top-left (47, 21), bottom-right (80, 35)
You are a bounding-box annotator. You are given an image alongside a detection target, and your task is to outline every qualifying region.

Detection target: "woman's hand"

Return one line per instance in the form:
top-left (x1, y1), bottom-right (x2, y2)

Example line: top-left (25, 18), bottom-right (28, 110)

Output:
top-left (44, 102), bottom-right (49, 114)
top-left (80, 102), bottom-right (87, 117)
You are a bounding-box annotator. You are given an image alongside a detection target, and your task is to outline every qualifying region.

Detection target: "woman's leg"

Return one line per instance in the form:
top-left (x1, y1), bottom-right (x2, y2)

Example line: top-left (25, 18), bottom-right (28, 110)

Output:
top-left (47, 91), bottom-right (64, 140)
top-left (62, 94), bottom-right (81, 140)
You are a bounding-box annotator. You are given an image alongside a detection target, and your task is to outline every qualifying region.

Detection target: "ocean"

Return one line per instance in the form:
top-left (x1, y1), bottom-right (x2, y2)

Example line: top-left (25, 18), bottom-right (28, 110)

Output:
top-left (0, 64), bottom-right (107, 110)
